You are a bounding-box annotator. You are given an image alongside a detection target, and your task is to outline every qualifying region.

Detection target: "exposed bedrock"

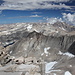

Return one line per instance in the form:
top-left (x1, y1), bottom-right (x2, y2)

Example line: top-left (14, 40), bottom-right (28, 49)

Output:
top-left (0, 23), bottom-right (75, 75)
top-left (0, 22), bottom-right (75, 56)
top-left (8, 31), bottom-right (75, 57)
top-left (0, 31), bottom-right (29, 43)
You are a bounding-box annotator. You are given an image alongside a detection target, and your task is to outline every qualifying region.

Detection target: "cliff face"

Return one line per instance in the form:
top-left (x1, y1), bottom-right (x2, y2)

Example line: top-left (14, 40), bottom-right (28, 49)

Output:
top-left (8, 31), bottom-right (75, 58)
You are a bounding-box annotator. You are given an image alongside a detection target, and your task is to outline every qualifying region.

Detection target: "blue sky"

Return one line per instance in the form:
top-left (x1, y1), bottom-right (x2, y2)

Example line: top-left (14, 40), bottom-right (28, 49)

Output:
top-left (0, 9), bottom-right (62, 23)
top-left (0, 0), bottom-right (75, 24)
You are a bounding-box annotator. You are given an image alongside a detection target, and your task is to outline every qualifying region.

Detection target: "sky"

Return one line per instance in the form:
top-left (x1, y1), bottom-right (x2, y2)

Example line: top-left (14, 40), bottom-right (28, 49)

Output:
top-left (0, 0), bottom-right (75, 25)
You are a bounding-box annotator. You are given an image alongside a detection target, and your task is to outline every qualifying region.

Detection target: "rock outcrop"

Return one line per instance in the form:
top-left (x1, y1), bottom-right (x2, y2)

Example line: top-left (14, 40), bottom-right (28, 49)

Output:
top-left (0, 22), bottom-right (75, 75)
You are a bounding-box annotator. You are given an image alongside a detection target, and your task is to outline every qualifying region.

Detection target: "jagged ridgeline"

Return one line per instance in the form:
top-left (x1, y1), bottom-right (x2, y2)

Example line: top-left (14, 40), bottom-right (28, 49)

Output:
top-left (0, 22), bottom-right (75, 75)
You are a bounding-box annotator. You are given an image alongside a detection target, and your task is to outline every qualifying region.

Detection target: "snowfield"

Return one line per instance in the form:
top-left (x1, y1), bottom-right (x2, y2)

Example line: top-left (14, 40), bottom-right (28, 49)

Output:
top-left (45, 61), bottom-right (57, 73)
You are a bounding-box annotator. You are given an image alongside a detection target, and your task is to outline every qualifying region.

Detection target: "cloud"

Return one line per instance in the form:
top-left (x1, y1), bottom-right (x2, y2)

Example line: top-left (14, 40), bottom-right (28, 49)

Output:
top-left (0, 14), bottom-right (42, 19)
top-left (47, 17), bottom-right (63, 24)
top-left (32, 12), bottom-right (42, 14)
top-left (62, 13), bottom-right (75, 25)
top-left (46, 13), bottom-right (75, 25)
top-left (63, 9), bottom-right (75, 13)
top-left (0, 0), bottom-right (72, 10)
top-left (29, 14), bottom-right (42, 17)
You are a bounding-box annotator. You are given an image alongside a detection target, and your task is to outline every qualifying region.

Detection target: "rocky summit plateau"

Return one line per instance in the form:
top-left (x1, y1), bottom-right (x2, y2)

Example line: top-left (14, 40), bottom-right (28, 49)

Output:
top-left (0, 22), bottom-right (75, 75)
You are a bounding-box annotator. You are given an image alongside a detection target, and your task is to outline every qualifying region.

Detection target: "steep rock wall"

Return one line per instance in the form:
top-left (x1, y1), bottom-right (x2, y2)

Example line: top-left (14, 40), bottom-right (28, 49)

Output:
top-left (8, 31), bottom-right (75, 57)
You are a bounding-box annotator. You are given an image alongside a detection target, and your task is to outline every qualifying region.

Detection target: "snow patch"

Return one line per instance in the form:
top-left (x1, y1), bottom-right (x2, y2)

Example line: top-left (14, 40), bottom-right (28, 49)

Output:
top-left (59, 27), bottom-right (66, 31)
top-left (58, 51), bottom-right (74, 57)
top-left (69, 65), bottom-right (72, 67)
top-left (34, 29), bottom-right (39, 33)
top-left (61, 27), bottom-right (66, 31)
top-left (58, 51), bottom-right (63, 55)
top-left (54, 73), bottom-right (57, 75)
top-left (63, 52), bottom-right (75, 57)
top-left (64, 71), bottom-right (72, 75)
top-left (5, 42), bottom-right (9, 45)
top-left (41, 53), bottom-right (44, 56)
top-left (44, 47), bottom-right (51, 54)
top-left (56, 31), bottom-right (59, 33)
top-left (50, 70), bottom-right (61, 72)
top-left (10, 51), bottom-right (12, 54)
top-left (27, 24), bottom-right (32, 31)
top-left (2, 31), bottom-right (11, 35)
top-left (46, 54), bottom-right (48, 56)
top-left (45, 61), bottom-right (57, 73)
top-left (24, 48), bottom-right (27, 50)
top-left (30, 38), bottom-right (33, 40)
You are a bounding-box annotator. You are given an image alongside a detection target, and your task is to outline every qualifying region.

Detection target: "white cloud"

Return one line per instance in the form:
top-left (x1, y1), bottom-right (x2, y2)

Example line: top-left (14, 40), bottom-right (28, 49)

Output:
top-left (29, 14), bottom-right (42, 17)
top-left (46, 13), bottom-right (75, 25)
top-left (0, 0), bottom-right (71, 10)
top-left (1, 14), bottom-right (42, 19)
top-left (2, 0), bottom-right (70, 3)
top-left (62, 13), bottom-right (75, 25)
top-left (32, 12), bottom-right (42, 14)
top-left (47, 17), bottom-right (63, 24)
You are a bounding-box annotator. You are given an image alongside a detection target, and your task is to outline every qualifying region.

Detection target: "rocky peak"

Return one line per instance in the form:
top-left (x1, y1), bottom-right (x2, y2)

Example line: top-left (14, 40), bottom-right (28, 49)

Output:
top-left (53, 22), bottom-right (75, 32)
